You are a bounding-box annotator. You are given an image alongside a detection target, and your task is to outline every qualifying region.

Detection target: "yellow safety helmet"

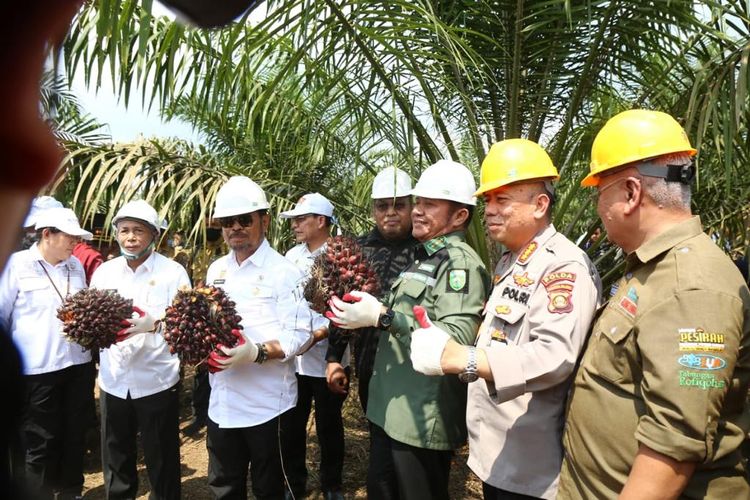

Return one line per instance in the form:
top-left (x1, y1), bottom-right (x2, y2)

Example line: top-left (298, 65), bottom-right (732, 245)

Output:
top-left (583, 109), bottom-right (697, 186)
top-left (475, 139), bottom-right (559, 196)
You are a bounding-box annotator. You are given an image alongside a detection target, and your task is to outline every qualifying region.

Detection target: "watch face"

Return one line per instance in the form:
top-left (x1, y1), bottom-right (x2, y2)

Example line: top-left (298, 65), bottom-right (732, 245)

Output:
top-left (458, 371), bottom-right (479, 383)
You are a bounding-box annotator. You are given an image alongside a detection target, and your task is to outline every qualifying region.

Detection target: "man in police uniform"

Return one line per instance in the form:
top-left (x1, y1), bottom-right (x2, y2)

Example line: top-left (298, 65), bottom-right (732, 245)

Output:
top-left (325, 167), bottom-right (418, 412)
top-left (558, 110), bottom-right (750, 498)
top-left (204, 176), bottom-right (313, 499)
top-left (279, 193), bottom-right (346, 500)
top-left (329, 160), bottom-right (490, 500)
top-left (410, 139), bottom-right (601, 499)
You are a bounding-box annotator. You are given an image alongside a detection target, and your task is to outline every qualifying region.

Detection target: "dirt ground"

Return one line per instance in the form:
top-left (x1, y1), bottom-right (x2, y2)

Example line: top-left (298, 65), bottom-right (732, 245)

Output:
top-left (81, 367), bottom-right (483, 499)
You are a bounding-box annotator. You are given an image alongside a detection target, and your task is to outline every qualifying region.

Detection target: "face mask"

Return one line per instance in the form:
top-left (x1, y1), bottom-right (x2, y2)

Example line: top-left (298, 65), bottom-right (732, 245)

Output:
top-left (120, 241), bottom-right (155, 261)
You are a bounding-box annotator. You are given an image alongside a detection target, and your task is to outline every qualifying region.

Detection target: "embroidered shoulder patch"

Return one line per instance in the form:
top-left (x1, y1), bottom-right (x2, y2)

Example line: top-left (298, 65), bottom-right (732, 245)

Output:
top-left (542, 271), bottom-right (576, 314)
top-left (446, 269), bottom-right (468, 293)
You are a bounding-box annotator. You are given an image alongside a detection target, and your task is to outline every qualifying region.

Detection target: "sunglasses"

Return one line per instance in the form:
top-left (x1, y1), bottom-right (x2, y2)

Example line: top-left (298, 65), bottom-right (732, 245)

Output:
top-left (216, 214), bottom-right (254, 228)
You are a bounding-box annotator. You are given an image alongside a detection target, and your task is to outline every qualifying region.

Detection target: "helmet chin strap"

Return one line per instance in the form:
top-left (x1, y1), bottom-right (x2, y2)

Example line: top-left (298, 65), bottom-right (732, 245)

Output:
top-left (120, 241), bottom-right (155, 261)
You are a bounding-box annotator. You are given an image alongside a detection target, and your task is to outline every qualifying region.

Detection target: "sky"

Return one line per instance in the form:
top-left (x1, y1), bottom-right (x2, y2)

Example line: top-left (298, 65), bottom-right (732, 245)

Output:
top-left (69, 2), bottom-right (271, 145)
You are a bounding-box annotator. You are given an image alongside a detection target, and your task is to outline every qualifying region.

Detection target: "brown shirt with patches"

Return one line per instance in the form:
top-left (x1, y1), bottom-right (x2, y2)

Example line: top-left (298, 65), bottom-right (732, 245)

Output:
top-left (467, 225), bottom-right (601, 499)
top-left (559, 216), bottom-right (750, 499)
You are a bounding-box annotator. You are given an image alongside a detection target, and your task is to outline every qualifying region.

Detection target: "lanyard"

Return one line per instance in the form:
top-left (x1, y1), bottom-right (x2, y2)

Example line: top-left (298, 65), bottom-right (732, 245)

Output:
top-left (38, 261), bottom-right (71, 302)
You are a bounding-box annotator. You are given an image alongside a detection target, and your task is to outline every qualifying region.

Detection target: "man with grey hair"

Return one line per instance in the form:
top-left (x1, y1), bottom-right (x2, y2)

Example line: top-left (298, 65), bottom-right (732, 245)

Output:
top-left (559, 110), bottom-right (750, 499)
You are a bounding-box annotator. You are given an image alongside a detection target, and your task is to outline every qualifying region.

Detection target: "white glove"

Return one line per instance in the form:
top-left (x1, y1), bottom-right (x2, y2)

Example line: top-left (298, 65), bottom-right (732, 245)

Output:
top-left (410, 306), bottom-right (449, 376)
top-left (118, 306), bottom-right (158, 339)
top-left (327, 291), bottom-right (382, 330)
top-left (208, 330), bottom-right (259, 371)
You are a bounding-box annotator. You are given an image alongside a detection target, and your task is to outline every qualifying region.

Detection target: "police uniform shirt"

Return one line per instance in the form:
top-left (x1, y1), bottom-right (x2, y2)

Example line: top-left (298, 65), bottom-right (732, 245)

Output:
top-left (206, 239), bottom-right (313, 428)
top-left (559, 216), bottom-right (750, 499)
top-left (91, 252), bottom-right (190, 399)
top-left (466, 225), bottom-right (601, 499)
top-left (0, 244), bottom-right (90, 374)
top-left (367, 231), bottom-right (491, 450)
top-left (285, 242), bottom-right (349, 377)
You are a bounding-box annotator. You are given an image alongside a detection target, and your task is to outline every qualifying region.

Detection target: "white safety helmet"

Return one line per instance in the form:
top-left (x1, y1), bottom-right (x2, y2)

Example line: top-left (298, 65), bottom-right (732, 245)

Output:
top-left (112, 200), bottom-right (162, 235)
top-left (410, 160), bottom-right (477, 206)
top-left (371, 167), bottom-right (412, 199)
top-left (213, 176), bottom-right (270, 219)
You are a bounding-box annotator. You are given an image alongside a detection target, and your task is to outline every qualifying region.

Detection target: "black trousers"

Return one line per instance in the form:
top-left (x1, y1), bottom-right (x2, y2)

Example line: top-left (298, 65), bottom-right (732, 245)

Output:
top-left (192, 367), bottom-right (210, 420)
top-left (367, 423), bottom-right (452, 500)
top-left (100, 385), bottom-right (181, 500)
top-left (482, 482), bottom-right (542, 499)
top-left (281, 373), bottom-right (348, 495)
top-left (20, 361), bottom-right (95, 500)
top-left (207, 412), bottom-right (291, 500)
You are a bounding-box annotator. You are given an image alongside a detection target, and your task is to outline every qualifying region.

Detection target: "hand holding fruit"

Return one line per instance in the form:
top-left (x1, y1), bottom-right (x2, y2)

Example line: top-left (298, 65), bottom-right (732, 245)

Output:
top-left (327, 291), bottom-right (382, 330)
top-left (410, 305), bottom-right (450, 376)
top-left (117, 306), bottom-right (158, 341)
top-left (207, 330), bottom-right (258, 372)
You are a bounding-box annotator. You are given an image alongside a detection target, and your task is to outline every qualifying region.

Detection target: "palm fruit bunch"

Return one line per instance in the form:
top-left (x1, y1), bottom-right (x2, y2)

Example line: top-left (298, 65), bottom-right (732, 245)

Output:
top-left (304, 235), bottom-right (380, 316)
top-left (162, 286), bottom-right (242, 365)
top-left (58, 288), bottom-right (133, 350)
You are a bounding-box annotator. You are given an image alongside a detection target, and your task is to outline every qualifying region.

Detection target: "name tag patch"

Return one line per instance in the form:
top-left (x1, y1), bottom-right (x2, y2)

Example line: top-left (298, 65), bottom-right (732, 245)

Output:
top-left (501, 286), bottom-right (530, 305)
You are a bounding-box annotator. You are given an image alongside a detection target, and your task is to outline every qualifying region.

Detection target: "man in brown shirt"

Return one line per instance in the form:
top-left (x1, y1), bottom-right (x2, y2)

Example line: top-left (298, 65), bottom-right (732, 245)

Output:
top-left (559, 110), bottom-right (750, 499)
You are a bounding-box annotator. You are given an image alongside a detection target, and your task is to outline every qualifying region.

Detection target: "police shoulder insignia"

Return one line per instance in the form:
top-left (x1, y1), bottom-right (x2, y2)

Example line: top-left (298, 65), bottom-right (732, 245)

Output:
top-left (517, 241), bottom-right (538, 264)
top-left (447, 269), bottom-right (468, 293)
top-left (542, 271), bottom-right (576, 314)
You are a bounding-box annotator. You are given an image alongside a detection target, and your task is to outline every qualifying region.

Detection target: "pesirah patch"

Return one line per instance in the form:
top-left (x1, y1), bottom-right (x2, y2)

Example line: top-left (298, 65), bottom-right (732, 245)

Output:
top-left (447, 269), bottom-right (468, 293)
top-left (677, 353), bottom-right (726, 371)
top-left (678, 328), bottom-right (725, 352)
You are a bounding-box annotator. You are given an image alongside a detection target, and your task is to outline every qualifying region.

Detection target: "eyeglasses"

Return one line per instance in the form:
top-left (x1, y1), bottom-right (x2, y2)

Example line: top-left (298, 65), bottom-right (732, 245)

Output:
top-left (216, 214), bottom-right (254, 228)
top-left (588, 176), bottom-right (640, 204)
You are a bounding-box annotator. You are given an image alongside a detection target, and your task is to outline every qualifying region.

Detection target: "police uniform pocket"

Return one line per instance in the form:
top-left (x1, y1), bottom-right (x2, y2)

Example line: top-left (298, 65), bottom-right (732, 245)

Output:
top-left (589, 309), bottom-right (634, 385)
top-left (489, 300), bottom-right (527, 344)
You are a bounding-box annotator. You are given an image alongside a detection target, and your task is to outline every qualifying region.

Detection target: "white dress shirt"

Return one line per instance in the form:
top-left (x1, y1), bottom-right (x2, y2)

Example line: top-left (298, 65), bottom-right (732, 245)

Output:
top-left (206, 239), bottom-right (313, 428)
top-left (0, 244), bottom-right (91, 375)
top-left (91, 252), bottom-right (190, 399)
top-left (285, 242), bottom-right (349, 377)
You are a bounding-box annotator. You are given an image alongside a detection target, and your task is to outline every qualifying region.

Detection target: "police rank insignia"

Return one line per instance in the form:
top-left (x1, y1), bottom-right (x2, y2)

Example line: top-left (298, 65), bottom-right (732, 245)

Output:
top-left (518, 241), bottom-right (538, 264)
top-left (512, 272), bottom-right (535, 287)
top-left (447, 269), bottom-right (468, 292)
top-left (541, 272), bottom-right (576, 314)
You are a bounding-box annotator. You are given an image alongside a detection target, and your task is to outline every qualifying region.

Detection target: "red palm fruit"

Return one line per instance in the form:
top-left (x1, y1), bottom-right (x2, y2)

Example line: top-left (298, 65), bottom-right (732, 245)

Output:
top-left (58, 288), bottom-right (133, 350)
top-left (303, 235), bottom-right (380, 328)
top-left (163, 285), bottom-right (242, 366)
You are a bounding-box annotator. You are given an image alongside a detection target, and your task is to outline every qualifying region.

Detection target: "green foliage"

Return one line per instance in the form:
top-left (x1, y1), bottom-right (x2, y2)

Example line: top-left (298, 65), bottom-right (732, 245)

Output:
top-left (55, 0), bottom-right (750, 286)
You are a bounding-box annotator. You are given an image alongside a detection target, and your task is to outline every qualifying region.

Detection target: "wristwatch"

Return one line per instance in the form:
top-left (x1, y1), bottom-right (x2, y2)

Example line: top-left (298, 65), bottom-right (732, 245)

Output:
top-left (378, 308), bottom-right (395, 330)
top-left (458, 346), bottom-right (479, 383)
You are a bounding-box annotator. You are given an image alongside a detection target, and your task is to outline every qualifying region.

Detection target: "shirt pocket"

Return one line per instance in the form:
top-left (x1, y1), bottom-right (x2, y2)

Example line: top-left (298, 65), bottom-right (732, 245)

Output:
top-left (589, 309), bottom-right (635, 385)
top-left (399, 278), bottom-right (427, 306)
top-left (17, 275), bottom-right (50, 309)
top-left (489, 299), bottom-right (528, 344)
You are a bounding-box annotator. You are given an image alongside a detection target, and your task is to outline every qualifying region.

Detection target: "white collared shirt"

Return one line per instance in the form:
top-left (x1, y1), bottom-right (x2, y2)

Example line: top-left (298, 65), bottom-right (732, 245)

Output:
top-left (285, 242), bottom-right (349, 377)
top-left (0, 244), bottom-right (91, 374)
top-left (91, 252), bottom-right (190, 399)
top-left (206, 239), bottom-right (313, 428)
